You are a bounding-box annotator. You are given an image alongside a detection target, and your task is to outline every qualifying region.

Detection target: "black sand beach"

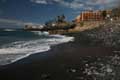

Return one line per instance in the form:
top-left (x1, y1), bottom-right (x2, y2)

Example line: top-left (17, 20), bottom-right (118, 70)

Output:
top-left (0, 30), bottom-right (120, 80)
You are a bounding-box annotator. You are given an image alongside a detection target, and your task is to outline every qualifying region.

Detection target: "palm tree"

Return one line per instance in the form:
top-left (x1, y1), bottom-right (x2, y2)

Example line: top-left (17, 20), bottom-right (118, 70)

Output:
top-left (102, 10), bottom-right (107, 20)
top-left (57, 14), bottom-right (66, 23)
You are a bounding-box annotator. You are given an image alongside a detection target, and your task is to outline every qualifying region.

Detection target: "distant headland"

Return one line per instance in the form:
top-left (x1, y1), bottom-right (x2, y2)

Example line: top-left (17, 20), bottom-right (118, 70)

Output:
top-left (24, 8), bottom-right (120, 34)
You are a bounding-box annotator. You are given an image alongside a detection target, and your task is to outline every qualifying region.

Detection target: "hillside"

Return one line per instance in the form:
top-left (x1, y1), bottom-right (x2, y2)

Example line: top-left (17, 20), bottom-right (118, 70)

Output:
top-left (85, 19), bottom-right (120, 47)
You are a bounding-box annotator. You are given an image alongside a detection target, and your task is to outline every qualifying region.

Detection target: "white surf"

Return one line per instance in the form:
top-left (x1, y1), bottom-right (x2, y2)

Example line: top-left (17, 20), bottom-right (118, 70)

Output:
top-left (0, 33), bottom-right (74, 65)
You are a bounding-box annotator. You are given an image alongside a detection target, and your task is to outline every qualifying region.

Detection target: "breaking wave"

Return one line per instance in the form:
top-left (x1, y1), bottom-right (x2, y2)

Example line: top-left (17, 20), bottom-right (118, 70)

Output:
top-left (3, 29), bottom-right (16, 31)
top-left (0, 31), bottom-right (74, 65)
top-left (31, 31), bottom-right (49, 36)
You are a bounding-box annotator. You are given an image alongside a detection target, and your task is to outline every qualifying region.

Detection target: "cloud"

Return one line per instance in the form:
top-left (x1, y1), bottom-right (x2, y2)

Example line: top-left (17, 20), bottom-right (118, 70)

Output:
top-left (30, 0), bottom-right (84, 9)
top-left (86, 0), bottom-right (120, 8)
top-left (0, 19), bottom-right (24, 25)
top-left (105, 0), bottom-right (120, 8)
top-left (30, 0), bottom-right (47, 4)
top-left (66, 0), bottom-right (84, 9)
top-left (30, 0), bottom-right (119, 10)
top-left (0, 18), bottom-right (35, 26)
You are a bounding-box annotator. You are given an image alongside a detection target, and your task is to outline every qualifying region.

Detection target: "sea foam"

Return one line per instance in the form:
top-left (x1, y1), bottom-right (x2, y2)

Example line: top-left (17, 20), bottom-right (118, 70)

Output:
top-left (0, 32), bottom-right (74, 65)
top-left (3, 29), bottom-right (16, 31)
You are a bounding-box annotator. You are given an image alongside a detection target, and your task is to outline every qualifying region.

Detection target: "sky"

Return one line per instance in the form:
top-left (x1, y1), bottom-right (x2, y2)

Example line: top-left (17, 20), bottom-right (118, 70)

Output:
top-left (0, 0), bottom-right (119, 28)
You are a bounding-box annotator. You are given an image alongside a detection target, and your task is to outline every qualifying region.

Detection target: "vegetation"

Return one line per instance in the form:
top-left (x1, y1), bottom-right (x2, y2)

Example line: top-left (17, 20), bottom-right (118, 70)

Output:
top-left (112, 8), bottom-right (120, 17)
top-left (57, 14), bottom-right (66, 23)
top-left (42, 14), bottom-right (76, 31)
top-left (79, 21), bottom-right (84, 27)
top-left (45, 14), bottom-right (66, 26)
top-left (102, 10), bottom-right (107, 19)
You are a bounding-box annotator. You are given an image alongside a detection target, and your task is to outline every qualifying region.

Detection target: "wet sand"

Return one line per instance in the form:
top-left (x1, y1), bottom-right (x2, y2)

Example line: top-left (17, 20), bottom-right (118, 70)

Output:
top-left (0, 32), bottom-right (118, 80)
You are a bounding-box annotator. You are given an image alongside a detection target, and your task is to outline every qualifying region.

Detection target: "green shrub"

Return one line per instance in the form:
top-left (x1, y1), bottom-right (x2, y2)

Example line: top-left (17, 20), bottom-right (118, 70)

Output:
top-left (80, 22), bottom-right (84, 27)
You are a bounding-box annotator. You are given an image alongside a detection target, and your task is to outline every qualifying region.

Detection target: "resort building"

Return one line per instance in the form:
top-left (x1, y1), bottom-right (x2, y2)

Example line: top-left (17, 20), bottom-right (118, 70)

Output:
top-left (75, 10), bottom-right (112, 23)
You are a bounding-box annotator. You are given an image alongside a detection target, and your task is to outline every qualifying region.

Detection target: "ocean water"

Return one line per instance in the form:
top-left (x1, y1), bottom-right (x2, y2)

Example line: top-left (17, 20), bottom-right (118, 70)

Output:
top-left (0, 29), bottom-right (74, 65)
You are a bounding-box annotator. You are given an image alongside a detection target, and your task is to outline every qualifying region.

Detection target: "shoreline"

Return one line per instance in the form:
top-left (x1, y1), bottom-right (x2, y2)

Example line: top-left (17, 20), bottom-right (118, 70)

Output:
top-left (0, 20), bottom-right (120, 79)
top-left (0, 34), bottom-right (74, 66)
top-left (0, 31), bottom-right (118, 80)
top-left (0, 29), bottom-right (116, 67)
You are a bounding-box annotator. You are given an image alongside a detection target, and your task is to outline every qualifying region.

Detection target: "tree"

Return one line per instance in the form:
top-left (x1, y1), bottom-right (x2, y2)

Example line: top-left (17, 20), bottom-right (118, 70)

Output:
top-left (61, 14), bottom-right (65, 21)
top-left (57, 14), bottom-right (66, 23)
top-left (102, 10), bottom-right (107, 19)
top-left (112, 8), bottom-right (120, 17)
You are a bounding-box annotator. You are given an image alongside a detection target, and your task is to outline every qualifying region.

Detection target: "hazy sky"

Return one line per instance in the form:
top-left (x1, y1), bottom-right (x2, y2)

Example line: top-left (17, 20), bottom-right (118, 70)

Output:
top-left (0, 0), bottom-right (119, 28)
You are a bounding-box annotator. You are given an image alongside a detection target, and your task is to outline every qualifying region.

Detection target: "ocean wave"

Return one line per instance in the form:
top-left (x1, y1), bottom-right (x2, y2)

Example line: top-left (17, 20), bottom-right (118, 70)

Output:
top-left (3, 29), bottom-right (16, 31)
top-left (0, 34), bottom-right (74, 65)
top-left (31, 31), bottom-right (49, 36)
